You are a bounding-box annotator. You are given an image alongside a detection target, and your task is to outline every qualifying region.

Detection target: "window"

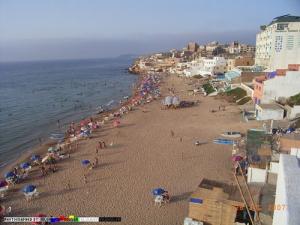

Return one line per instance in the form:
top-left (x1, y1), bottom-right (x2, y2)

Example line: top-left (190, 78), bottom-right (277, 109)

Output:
top-left (274, 36), bottom-right (283, 52)
top-left (287, 35), bottom-right (294, 50)
top-left (277, 23), bottom-right (288, 31)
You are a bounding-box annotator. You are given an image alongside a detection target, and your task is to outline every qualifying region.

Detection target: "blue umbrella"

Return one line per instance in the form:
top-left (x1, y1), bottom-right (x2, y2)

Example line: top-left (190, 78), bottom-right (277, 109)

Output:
top-left (22, 185), bottom-right (36, 193)
top-left (81, 160), bottom-right (90, 166)
top-left (31, 155), bottom-right (41, 161)
top-left (20, 162), bottom-right (31, 169)
top-left (152, 188), bottom-right (165, 196)
top-left (4, 172), bottom-right (15, 179)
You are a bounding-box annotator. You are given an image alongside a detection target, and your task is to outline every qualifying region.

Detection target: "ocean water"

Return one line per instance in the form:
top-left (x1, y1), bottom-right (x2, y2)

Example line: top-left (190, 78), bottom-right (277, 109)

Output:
top-left (0, 57), bottom-right (137, 167)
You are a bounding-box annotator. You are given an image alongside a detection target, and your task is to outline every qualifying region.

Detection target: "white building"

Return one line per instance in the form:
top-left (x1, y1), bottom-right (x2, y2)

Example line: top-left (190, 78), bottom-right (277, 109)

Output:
top-left (182, 57), bottom-right (227, 77)
top-left (183, 59), bottom-right (204, 77)
top-left (260, 71), bottom-right (300, 104)
top-left (255, 15), bottom-right (300, 70)
top-left (228, 41), bottom-right (240, 54)
top-left (284, 105), bottom-right (300, 119)
top-left (201, 57), bottom-right (227, 75)
top-left (255, 104), bottom-right (284, 120)
top-left (273, 154), bottom-right (300, 225)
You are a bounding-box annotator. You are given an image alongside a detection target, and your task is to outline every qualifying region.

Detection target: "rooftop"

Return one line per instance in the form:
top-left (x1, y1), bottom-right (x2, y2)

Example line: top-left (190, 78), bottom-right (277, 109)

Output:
top-left (193, 178), bottom-right (261, 207)
top-left (257, 104), bottom-right (283, 110)
top-left (269, 14), bottom-right (300, 26)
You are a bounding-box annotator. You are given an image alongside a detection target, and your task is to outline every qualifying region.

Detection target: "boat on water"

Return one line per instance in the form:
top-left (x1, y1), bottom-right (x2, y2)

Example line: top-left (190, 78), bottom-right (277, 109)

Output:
top-left (221, 131), bottom-right (242, 138)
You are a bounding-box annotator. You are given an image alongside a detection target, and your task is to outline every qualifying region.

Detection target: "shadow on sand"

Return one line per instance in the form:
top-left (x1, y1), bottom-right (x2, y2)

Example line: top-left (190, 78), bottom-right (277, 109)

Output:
top-left (170, 191), bottom-right (193, 203)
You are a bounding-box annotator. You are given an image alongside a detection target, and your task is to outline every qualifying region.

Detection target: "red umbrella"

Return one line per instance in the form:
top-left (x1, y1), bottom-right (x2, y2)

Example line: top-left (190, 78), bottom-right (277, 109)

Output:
top-left (231, 155), bottom-right (243, 162)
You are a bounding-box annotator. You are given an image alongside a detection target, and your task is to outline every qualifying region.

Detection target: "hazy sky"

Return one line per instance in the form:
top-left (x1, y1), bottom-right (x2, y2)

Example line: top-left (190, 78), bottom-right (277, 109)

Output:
top-left (0, 0), bottom-right (299, 61)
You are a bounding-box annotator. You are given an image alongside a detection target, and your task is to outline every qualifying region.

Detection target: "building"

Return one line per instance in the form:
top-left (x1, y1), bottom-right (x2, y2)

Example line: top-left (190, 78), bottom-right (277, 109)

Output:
top-left (227, 56), bottom-right (255, 71)
top-left (273, 154), bottom-right (300, 225)
top-left (183, 58), bottom-right (204, 77)
top-left (185, 179), bottom-right (261, 225)
top-left (255, 104), bottom-right (284, 120)
top-left (187, 42), bottom-right (199, 53)
top-left (228, 41), bottom-right (255, 56)
top-left (255, 15), bottom-right (300, 70)
top-left (279, 133), bottom-right (300, 154)
top-left (283, 105), bottom-right (300, 119)
top-left (252, 70), bottom-right (300, 104)
top-left (202, 57), bottom-right (227, 75)
top-left (228, 41), bottom-right (240, 54)
top-left (182, 57), bottom-right (227, 77)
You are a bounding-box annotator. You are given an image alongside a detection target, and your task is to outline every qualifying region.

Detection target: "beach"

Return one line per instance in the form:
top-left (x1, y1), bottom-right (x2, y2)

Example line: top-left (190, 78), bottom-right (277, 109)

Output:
top-left (1, 73), bottom-right (261, 225)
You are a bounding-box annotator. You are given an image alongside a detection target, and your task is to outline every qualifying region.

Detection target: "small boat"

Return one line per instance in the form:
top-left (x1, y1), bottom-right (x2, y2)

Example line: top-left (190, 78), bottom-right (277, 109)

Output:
top-left (221, 131), bottom-right (241, 138)
top-left (213, 138), bottom-right (236, 145)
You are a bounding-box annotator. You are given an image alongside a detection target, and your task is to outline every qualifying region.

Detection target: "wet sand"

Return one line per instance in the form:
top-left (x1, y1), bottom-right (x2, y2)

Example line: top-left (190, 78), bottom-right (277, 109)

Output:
top-left (1, 74), bottom-right (261, 225)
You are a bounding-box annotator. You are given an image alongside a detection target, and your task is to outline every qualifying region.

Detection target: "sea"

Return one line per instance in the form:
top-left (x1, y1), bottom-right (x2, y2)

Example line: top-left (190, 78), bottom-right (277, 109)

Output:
top-left (0, 57), bottom-right (138, 168)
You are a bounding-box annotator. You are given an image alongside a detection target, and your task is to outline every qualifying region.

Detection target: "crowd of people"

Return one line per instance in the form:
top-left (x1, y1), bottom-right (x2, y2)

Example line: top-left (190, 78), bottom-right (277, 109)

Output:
top-left (0, 72), bottom-right (163, 220)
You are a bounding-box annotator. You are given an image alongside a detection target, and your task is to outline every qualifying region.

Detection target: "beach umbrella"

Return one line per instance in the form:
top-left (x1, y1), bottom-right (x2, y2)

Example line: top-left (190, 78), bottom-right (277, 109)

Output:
top-left (231, 155), bottom-right (243, 162)
top-left (22, 185), bottom-right (36, 194)
top-left (81, 160), bottom-right (90, 166)
top-left (4, 172), bottom-right (15, 179)
top-left (152, 188), bottom-right (165, 196)
top-left (0, 180), bottom-right (8, 188)
top-left (20, 162), bottom-right (31, 170)
top-left (31, 155), bottom-right (41, 161)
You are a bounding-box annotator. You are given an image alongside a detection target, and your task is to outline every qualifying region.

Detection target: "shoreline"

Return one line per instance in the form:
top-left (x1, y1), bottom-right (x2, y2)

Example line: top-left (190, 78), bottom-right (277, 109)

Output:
top-left (1, 70), bottom-right (261, 225)
top-left (0, 69), bottom-right (142, 174)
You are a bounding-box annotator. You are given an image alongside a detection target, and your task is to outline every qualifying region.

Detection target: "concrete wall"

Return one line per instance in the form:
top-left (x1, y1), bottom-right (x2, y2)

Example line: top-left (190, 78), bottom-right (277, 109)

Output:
top-left (256, 106), bottom-right (284, 121)
top-left (290, 148), bottom-right (300, 158)
top-left (247, 167), bottom-right (267, 183)
top-left (270, 162), bottom-right (279, 174)
top-left (253, 80), bottom-right (264, 104)
top-left (262, 71), bottom-right (300, 104)
top-left (273, 154), bottom-right (300, 225)
top-left (288, 106), bottom-right (300, 119)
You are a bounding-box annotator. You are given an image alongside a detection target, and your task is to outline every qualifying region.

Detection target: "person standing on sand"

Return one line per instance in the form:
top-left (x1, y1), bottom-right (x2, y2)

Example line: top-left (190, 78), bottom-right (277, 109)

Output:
top-left (66, 180), bottom-right (71, 190)
top-left (83, 174), bottom-right (87, 184)
top-left (170, 130), bottom-right (174, 137)
top-left (102, 141), bottom-right (106, 148)
top-left (94, 157), bottom-right (99, 167)
top-left (40, 165), bottom-right (46, 176)
top-left (13, 167), bottom-right (18, 176)
top-left (98, 141), bottom-right (102, 149)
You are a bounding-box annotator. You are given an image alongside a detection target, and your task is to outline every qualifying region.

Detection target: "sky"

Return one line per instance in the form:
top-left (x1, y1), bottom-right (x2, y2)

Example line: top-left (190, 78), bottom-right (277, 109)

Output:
top-left (0, 0), bottom-right (299, 62)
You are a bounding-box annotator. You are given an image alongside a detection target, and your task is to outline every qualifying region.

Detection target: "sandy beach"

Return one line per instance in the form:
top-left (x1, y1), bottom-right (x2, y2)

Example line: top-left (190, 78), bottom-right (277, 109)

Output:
top-left (1, 73), bottom-right (261, 225)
